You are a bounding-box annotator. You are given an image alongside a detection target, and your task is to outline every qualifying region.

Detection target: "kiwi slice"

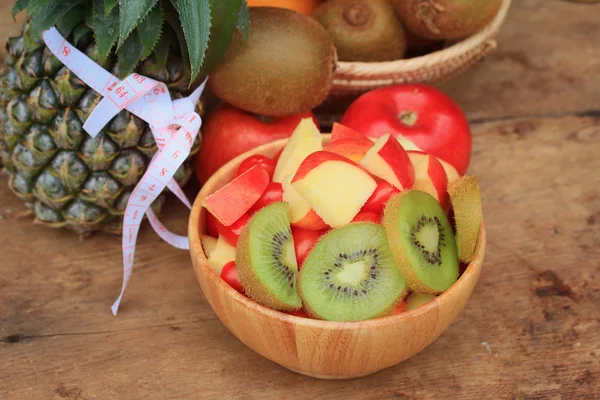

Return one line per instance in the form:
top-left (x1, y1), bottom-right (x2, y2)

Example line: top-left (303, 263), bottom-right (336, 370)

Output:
top-left (448, 176), bottom-right (482, 263)
top-left (383, 190), bottom-right (458, 294)
top-left (406, 292), bottom-right (437, 310)
top-left (314, 0), bottom-right (407, 62)
top-left (299, 223), bottom-right (407, 322)
top-left (236, 202), bottom-right (301, 312)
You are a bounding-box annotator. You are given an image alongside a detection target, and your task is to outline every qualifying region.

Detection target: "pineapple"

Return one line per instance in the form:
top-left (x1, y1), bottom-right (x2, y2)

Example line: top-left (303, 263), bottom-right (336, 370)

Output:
top-left (0, 0), bottom-right (248, 236)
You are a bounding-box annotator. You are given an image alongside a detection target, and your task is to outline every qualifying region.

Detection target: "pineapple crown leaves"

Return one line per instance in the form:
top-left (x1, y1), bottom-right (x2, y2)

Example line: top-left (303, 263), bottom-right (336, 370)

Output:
top-left (13, 0), bottom-right (250, 85)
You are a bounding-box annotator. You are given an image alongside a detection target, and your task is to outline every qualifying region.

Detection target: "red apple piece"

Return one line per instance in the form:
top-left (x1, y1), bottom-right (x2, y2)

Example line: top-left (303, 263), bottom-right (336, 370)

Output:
top-left (272, 118), bottom-right (323, 183)
top-left (203, 164), bottom-right (270, 226)
top-left (323, 137), bottom-right (374, 163)
top-left (359, 133), bottom-right (414, 191)
top-left (439, 158), bottom-right (461, 185)
top-left (291, 151), bottom-right (377, 228)
top-left (282, 175), bottom-right (329, 230)
top-left (352, 211), bottom-right (381, 224)
top-left (207, 235), bottom-right (236, 274)
top-left (249, 182), bottom-right (284, 214)
top-left (330, 122), bottom-right (369, 142)
top-left (291, 227), bottom-right (324, 267)
top-left (408, 151), bottom-right (449, 206)
top-left (361, 181), bottom-right (400, 215)
top-left (235, 155), bottom-right (276, 180)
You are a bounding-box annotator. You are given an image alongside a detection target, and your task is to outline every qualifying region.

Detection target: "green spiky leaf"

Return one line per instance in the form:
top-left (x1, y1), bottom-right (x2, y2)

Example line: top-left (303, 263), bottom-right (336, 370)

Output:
top-left (171, 0), bottom-right (211, 84)
top-left (138, 6), bottom-right (163, 60)
top-left (93, 0), bottom-right (120, 61)
top-left (237, 1), bottom-right (249, 41)
top-left (118, 0), bottom-right (159, 49)
top-left (57, 5), bottom-right (85, 38)
top-left (149, 27), bottom-right (173, 74)
top-left (30, 0), bottom-right (85, 38)
top-left (12, 0), bottom-right (30, 19)
top-left (73, 23), bottom-right (92, 46)
top-left (117, 30), bottom-right (143, 78)
top-left (200, 0), bottom-right (243, 76)
top-left (104, 0), bottom-right (118, 17)
top-left (26, 0), bottom-right (44, 18)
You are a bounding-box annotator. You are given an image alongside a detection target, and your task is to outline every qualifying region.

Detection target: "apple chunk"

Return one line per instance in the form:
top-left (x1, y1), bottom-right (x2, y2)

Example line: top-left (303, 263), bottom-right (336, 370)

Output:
top-left (408, 151), bottom-right (449, 206)
top-left (273, 118), bottom-right (323, 183)
top-left (207, 235), bottom-right (236, 274)
top-left (323, 137), bottom-right (374, 163)
top-left (282, 175), bottom-right (328, 230)
top-left (201, 235), bottom-right (218, 257)
top-left (439, 158), bottom-right (461, 185)
top-left (291, 151), bottom-right (377, 227)
top-left (360, 133), bottom-right (414, 191)
top-left (330, 122), bottom-right (368, 142)
top-left (203, 164), bottom-right (270, 226)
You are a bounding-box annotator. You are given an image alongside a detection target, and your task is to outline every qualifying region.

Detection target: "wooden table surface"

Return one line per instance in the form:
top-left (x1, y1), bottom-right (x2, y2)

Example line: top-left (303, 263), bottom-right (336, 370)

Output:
top-left (1, 1), bottom-right (599, 399)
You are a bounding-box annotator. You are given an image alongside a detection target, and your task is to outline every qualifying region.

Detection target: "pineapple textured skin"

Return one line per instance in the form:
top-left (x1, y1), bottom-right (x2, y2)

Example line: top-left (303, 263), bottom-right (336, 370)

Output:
top-left (0, 24), bottom-right (203, 235)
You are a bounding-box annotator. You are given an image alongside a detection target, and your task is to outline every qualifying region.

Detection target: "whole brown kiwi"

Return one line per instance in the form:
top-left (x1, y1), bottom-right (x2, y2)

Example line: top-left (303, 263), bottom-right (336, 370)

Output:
top-left (393, 0), bottom-right (503, 40)
top-left (314, 0), bottom-right (407, 62)
top-left (208, 7), bottom-right (337, 117)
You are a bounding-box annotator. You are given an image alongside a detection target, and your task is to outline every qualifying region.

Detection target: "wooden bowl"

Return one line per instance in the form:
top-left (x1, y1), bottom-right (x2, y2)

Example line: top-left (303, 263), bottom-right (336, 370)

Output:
top-left (188, 135), bottom-right (486, 379)
top-left (329, 0), bottom-right (511, 96)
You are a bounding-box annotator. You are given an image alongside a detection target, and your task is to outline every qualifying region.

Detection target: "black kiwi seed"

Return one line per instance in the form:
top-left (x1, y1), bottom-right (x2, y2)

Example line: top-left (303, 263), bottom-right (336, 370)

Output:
top-left (408, 212), bottom-right (448, 267)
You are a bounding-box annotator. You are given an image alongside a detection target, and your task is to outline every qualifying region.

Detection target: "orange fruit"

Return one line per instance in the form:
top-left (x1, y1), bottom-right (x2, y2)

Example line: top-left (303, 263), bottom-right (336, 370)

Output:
top-left (246, 0), bottom-right (320, 15)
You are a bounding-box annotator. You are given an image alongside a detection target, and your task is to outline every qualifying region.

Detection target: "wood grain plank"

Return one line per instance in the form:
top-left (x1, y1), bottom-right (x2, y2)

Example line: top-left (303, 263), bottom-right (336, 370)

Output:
top-left (1, 115), bottom-right (599, 399)
top-left (315, 0), bottom-right (600, 124)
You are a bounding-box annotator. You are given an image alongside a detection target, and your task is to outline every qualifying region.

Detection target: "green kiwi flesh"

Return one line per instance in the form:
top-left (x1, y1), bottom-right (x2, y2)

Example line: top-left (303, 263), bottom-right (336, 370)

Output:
top-left (299, 222), bottom-right (407, 321)
top-left (393, 0), bottom-right (503, 40)
top-left (448, 176), bottom-right (483, 263)
top-left (406, 292), bottom-right (437, 310)
top-left (314, 0), bottom-right (407, 62)
top-left (383, 190), bottom-right (459, 293)
top-left (236, 202), bottom-right (301, 311)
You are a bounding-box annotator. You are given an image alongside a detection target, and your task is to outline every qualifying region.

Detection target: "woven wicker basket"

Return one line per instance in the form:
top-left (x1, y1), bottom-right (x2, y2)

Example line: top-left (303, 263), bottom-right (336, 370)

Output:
top-left (329, 0), bottom-right (512, 96)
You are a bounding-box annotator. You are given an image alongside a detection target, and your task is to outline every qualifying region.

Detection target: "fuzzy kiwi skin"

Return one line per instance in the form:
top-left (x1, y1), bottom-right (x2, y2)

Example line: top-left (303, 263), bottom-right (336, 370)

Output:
top-left (208, 7), bottom-right (337, 117)
top-left (448, 176), bottom-right (482, 263)
top-left (297, 222), bottom-right (408, 321)
top-left (314, 0), bottom-right (407, 62)
top-left (236, 213), bottom-right (300, 313)
top-left (393, 0), bottom-right (503, 40)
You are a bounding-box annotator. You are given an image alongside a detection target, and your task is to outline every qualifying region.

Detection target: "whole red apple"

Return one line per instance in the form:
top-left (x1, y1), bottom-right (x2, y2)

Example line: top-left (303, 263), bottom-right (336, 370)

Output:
top-left (340, 84), bottom-right (472, 175)
top-left (196, 104), bottom-right (319, 184)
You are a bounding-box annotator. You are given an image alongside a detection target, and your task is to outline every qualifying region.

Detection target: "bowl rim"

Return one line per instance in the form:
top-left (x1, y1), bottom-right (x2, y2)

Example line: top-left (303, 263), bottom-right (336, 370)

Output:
top-left (188, 136), bottom-right (486, 330)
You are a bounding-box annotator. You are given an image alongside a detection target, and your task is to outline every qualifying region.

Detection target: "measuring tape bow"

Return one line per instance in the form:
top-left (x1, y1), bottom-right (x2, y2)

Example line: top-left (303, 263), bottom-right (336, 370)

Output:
top-left (42, 27), bottom-right (206, 315)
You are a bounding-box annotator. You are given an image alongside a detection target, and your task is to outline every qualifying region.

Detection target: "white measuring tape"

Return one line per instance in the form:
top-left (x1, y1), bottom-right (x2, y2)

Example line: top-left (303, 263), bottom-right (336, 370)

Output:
top-left (42, 27), bottom-right (206, 315)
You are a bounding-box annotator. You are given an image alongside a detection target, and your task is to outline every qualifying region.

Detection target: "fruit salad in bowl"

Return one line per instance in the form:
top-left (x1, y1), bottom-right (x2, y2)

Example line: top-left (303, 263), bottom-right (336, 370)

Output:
top-left (189, 117), bottom-right (485, 379)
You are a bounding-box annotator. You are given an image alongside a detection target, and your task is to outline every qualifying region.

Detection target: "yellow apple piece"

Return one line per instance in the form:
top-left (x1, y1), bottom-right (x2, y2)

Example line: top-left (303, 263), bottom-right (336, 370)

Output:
top-left (207, 235), bottom-right (236, 275)
top-left (281, 175), bottom-right (328, 230)
top-left (439, 158), bottom-right (461, 185)
top-left (201, 235), bottom-right (218, 258)
top-left (360, 133), bottom-right (415, 191)
top-left (322, 137), bottom-right (374, 163)
top-left (272, 117), bottom-right (322, 183)
top-left (408, 151), bottom-right (449, 207)
top-left (291, 151), bottom-right (377, 228)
